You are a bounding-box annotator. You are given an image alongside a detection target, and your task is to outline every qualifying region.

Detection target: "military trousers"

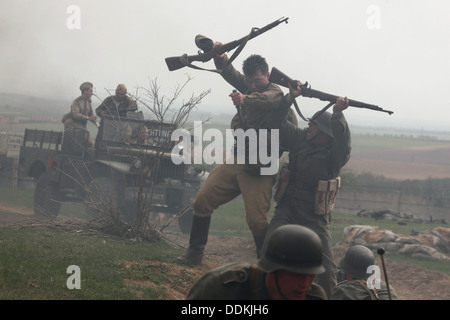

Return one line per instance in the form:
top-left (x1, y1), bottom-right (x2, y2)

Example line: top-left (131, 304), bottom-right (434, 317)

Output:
top-left (193, 162), bottom-right (276, 237)
top-left (263, 195), bottom-right (337, 299)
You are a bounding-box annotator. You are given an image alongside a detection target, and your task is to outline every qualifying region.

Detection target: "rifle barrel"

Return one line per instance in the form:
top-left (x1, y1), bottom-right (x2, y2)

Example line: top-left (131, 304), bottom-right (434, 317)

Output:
top-left (269, 67), bottom-right (393, 115)
top-left (301, 87), bottom-right (392, 114)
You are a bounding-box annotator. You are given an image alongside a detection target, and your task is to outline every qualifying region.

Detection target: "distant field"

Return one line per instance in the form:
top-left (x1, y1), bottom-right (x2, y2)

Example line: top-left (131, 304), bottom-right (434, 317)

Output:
top-left (346, 135), bottom-right (450, 180)
top-left (2, 93), bottom-right (450, 182)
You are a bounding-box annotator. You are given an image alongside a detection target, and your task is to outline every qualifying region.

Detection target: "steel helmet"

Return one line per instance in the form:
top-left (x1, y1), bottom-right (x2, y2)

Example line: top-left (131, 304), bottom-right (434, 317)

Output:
top-left (339, 245), bottom-right (375, 279)
top-left (258, 225), bottom-right (325, 275)
top-left (310, 111), bottom-right (333, 138)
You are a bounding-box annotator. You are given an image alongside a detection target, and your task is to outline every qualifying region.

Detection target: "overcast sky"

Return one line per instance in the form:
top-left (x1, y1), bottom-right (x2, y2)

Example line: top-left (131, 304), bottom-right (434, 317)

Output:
top-left (1, 0), bottom-right (449, 131)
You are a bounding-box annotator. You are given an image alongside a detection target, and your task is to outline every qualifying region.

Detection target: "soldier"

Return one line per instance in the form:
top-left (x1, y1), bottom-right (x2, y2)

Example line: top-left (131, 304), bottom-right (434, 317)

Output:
top-left (130, 125), bottom-right (150, 145)
top-left (61, 82), bottom-right (98, 152)
top-left (186, 225), bottom-right (327, 300)
top-left (261, 82), bottom-right (351, 299)
top-left (176, 47), bottom-right (298, 266)
top-left (331, 245), bottom-right (399, 300)
top-left (95, 84), bottom-right (138, 118)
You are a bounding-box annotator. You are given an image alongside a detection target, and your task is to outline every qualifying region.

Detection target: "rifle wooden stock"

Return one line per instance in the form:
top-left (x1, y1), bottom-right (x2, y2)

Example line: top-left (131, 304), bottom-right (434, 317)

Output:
top-left (269, 67), bottom-right (394, 115)
top-left (165, 17), bottom-right (289, 72)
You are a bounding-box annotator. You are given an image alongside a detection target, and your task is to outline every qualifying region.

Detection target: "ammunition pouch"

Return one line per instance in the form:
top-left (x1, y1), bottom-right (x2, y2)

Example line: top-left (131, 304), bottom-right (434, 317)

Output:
top-left (314, 177), bottom-right (341, 215)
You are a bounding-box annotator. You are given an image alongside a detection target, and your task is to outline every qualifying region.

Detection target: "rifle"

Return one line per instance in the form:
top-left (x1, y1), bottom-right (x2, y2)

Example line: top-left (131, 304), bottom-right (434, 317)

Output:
top-left (269, 67), bottom-right (394, 120)
top-left (377, 247), bottom-right (392, 300)
top-left (165, 17), bottom-right (289, 72)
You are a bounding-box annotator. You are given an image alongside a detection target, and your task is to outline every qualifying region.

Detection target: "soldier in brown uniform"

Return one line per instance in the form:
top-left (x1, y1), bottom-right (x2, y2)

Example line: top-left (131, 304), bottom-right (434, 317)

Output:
top-left (176, 46), bottom-right (298, 266)
top-left (95, 84), bottom-right (137, 118)
top-left (61, 82), bottom-right (98, 152)
top-left (186, 225), bottom-right (327, 300)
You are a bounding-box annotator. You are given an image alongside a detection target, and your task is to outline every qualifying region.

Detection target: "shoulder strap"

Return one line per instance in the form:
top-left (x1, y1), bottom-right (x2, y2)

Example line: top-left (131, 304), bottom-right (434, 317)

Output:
top-left (358, 279), bottom-right (379, 300)
top-left (249, 264), bottom-right (259, 300)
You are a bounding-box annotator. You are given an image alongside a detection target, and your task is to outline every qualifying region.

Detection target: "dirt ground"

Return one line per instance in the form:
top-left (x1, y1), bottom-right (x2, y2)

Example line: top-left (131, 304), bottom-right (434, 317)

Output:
top-left (1, 204), bottom-right (449, 300)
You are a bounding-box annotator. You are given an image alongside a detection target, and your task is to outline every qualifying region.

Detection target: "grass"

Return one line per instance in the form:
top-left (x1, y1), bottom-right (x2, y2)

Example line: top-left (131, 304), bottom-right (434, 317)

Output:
top-left (0, 227), bottom-right (184, 299)
top-left (0, 187), bottom-right (449, 300)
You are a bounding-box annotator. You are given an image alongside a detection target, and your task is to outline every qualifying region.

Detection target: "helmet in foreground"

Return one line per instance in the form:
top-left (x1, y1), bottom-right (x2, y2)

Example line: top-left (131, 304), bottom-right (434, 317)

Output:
top-left (258, 225), bottom-right (325, 275)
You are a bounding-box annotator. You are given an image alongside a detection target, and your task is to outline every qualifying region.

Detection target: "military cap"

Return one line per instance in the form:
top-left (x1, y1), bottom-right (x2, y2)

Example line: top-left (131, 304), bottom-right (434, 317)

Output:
top-left (79, 82), bottom-right (93, 92)
top-left (116, 84), bottom-right (127, 93)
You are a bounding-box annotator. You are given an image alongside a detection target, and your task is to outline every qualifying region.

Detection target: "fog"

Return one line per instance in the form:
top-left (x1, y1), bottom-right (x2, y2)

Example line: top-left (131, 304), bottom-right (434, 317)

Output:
top-left (1, 0), bottom-right (449, 131)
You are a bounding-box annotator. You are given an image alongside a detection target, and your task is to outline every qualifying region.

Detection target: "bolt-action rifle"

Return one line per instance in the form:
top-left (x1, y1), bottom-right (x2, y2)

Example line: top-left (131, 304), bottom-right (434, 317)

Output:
top-left (165, 17), bottom-right (289, 72)
top-left (269, 67), bottom-right (394, 120)
top-left (377, 247), bottom-right (392, 300)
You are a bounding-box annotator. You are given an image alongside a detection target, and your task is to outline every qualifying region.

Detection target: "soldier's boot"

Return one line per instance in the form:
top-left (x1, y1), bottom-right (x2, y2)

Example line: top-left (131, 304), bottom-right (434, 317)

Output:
top-left (253, 233), bottom-right (266, 259)
top-left (176, 215), bottom-right (211, 266)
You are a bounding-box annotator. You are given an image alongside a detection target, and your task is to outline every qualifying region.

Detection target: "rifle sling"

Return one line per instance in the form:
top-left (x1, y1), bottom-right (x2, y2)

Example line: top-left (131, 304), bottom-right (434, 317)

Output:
top-left (289, 81), bottom-right (335, 123)
top-left (288, 83), bottom-right (309, 122)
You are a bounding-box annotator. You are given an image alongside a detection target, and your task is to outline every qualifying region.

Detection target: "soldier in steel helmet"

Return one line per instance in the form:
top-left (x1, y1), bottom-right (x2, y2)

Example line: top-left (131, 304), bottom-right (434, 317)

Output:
top-left (261, 83), bottom-right (351, 299)
top-left (186, 225), bottom-right (327, 300)
top-left (331, 245), bottom-right (399, 300)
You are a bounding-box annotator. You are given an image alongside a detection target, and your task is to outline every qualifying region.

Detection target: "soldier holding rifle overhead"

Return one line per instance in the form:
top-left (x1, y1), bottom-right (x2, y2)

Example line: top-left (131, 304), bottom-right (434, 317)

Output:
top-left (176, 40), bottom-right (297, 266)
top-left (261, 79), bottom-right (351, 299)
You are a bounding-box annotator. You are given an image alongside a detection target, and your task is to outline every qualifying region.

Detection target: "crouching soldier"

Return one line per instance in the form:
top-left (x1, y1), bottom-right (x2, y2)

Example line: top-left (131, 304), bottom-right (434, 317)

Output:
top-left (331, 245), bottom-right (399, 300)
top-left (186, 225), bottom-right (327, 300)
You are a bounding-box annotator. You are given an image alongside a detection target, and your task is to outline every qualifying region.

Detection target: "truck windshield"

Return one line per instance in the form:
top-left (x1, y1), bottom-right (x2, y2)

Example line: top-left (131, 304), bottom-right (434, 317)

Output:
top-left (102, 118), bottom-right (175, 148)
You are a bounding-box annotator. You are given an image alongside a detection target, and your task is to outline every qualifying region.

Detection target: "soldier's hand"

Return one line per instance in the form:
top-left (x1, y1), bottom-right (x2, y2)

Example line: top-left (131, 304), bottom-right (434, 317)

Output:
top-left (333, 97), bottom-right (349, 113)
top-left (284, 81), bottom-right (302, 103)
top-left (290, 81), bottom-right (303, 98)
top-left (229, 91), bottom-right (245, 106)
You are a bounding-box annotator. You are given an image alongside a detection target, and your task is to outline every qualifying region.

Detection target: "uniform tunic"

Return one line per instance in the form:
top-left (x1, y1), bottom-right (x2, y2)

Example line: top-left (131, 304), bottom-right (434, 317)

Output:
top-left (186, 262), bottom-right (327, 300)
top-left (95, 95), bottom-right (137, 118)
top-left (192, 55), bottom-right (286, 238)
top-left (62, 95), bottom-right (94, 130)
top-left (265, 110), bottom-right (351, 299)
top-left (331, 279), bottom-right (398, 300)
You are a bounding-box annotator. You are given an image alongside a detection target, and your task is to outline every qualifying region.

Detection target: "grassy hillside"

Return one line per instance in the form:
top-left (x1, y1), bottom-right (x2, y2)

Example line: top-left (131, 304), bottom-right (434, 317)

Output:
top-left (1, 187), bottom-right (448, 300)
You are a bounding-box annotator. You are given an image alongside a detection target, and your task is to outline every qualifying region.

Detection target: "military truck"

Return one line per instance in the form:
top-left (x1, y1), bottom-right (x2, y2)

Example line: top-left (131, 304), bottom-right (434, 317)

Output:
top-left (17, 114), bottom-right (204, 233)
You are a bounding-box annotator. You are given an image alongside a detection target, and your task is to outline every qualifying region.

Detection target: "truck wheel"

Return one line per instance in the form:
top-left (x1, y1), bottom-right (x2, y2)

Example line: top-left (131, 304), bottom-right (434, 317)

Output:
top-left (34, 173), bottom-right (62, 218)
top-left (121, 200), bottom-right (137, 224)
top-left (178, 208), bottom-right (193, 234)
top-left (85, 177), bottom-right (118, 219)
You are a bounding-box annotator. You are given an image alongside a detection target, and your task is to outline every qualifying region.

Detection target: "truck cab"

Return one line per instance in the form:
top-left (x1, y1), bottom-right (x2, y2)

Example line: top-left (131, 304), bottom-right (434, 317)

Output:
top-left (18, 114), bottom-right (203, 233)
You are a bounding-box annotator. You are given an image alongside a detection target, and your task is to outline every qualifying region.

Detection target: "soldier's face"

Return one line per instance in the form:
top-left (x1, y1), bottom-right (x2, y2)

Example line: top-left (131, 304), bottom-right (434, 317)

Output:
top-left (307, 122), bottom-right (331, 145)
top-left (306, 122), bottom-right (320, 141)
top-left (82, 88), bottom-right (93, 99)
top-left (244, 70), bottom-right (269, 93)
top-left (115, 90), bottom-right (126, 101)
top-left (282, 271), bottom-right (315, 300)
top-left (266, 270), bottom-right (315, 300)
top-left (138, 129), bottom-right (148, 141)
